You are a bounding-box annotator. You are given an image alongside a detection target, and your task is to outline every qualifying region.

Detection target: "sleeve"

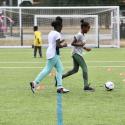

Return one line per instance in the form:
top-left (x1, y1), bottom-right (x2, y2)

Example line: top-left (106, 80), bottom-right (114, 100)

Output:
top-left (75, 34), bottom-right (86, 43)
top-left (82, 36), bottom-right (87, 43)
top-left (38, 32), bottom-right (42, 42)
top-left (74, 34), bottom-right (82, 41)
top-left (55, 32), bottom-right (61, 41)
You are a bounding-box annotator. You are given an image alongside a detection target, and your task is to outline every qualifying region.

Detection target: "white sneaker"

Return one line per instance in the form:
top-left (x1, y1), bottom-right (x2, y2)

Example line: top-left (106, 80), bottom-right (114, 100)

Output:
top-left (57, 87), bottom-right (70, 93)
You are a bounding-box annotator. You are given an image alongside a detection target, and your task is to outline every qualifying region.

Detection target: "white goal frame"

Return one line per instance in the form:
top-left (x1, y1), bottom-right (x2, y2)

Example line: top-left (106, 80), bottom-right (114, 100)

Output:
top-left (34, 15), bottom-right (99, 47)
top-left (0, 6), bottom-right (120, 48)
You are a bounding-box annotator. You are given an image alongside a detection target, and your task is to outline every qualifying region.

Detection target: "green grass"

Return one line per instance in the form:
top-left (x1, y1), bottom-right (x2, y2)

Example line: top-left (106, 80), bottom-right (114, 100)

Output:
top-left (0, 48), bottom-right (125, 125)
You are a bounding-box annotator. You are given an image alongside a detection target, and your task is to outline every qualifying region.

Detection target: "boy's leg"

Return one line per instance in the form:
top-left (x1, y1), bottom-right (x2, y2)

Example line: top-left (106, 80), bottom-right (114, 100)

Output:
top-left (55, 56), bottom-right (63, 88)
top-left (62, 55), bottom-right (79, 79)
top-left (34, 46), bottom-right (37, 58)
top-left (55, 55), bottom-right (79, 87)
top-left (41, 46), bottom-right (42, 57)
top-left (55, 56), bottom-right (69, 93)
top-left (34, 56), bottom-right (57, 85)
top-left (38, 46), bottom-right (42, 58)
top-left (73, 54), bottom-right (89, 87)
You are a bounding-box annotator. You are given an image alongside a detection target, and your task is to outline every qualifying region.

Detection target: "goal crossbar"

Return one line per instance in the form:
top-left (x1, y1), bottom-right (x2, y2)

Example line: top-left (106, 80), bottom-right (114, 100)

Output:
top-left (0, 6), bottom-right (120, 48)
top-left (34, 15), bottom-right (99, 47)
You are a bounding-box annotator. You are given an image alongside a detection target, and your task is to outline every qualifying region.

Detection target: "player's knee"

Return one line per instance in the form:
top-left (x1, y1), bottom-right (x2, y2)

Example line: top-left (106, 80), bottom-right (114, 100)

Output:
top-left (45, 68), bottom-right (51, 74)
top-left (73, 68), bottom-right (79, 73)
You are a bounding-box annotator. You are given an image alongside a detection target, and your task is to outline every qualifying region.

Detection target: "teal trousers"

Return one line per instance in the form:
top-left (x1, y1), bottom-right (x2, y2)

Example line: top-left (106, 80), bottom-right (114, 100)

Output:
top-left (35, 55), bottom-right (63, 87)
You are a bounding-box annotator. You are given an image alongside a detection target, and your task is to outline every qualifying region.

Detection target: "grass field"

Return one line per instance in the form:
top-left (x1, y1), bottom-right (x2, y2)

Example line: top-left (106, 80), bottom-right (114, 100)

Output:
top-left (0, 48), bottom-right (125, 125)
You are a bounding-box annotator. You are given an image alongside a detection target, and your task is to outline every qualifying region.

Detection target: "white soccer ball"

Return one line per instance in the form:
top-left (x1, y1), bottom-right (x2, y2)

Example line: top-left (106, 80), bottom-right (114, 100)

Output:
top-left (104, 81), bottom-right (114, 91)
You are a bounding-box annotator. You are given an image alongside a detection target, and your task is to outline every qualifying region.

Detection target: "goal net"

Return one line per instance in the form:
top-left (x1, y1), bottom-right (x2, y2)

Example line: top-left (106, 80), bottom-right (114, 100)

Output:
top-left (34, 15), bottom-right (98, 47)
top-left (0, 6), bottom-right (120, 48)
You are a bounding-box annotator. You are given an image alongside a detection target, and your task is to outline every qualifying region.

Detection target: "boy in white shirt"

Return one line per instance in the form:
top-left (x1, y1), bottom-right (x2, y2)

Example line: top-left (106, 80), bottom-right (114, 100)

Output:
top-left (30, 19), bottom-right (69, 94)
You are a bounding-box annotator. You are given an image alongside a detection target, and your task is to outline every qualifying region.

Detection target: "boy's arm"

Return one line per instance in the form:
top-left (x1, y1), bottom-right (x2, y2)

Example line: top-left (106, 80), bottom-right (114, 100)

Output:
top-left (60, 39), bottom-right (65, 43)
top-left (83, 46), bottom-right (91, 52)
top-left (56, 39), bottom-right (67, 48)
top-left (71, 37), bottom-right (85, 47)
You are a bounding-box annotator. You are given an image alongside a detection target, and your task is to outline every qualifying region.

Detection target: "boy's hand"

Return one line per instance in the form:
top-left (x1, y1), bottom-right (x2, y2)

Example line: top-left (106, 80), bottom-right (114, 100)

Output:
top-left (60, 39), bottom-right (65, 43)
top-left (86, 48), bottom-right (91, 51)
top-left (83, 47), bottom-right (92, 52)
top-left (82, 42), bottom-right (86, 46)
top-left (61, 42), bottom-right (67, 47)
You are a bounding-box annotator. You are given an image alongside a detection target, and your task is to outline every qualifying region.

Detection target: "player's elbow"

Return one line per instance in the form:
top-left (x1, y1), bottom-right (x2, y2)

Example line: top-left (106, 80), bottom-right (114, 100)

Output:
top-left (71, 42), bottom-right (75, 46)
top-left (56, 44), bottom-right (61, 48)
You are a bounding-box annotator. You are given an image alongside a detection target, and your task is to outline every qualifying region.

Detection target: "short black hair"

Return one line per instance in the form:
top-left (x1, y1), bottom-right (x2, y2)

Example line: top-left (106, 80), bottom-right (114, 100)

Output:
top-left (80, 19), bottom-right (90, 29)
top-left (56, 16), bottom-right (63, 24)
top-left (34, 26), bottom-right (38, 31)
top-left (51, 20), bottom-right (62, 29)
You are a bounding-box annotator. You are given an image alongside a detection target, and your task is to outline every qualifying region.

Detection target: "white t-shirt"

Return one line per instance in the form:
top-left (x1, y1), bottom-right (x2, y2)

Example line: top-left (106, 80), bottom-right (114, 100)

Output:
top-left (72, 32), bottom-right (86, 56)
top-left (46, 30), bottom-right (61, 59)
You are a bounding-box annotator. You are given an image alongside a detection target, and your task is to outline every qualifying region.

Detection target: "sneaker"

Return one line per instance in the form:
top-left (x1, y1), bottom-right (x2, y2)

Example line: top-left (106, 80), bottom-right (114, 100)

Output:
top-left (30, 82), bottom-right (36, 93)
top-left (57, 87), bottom-right (70, 93)
top-left (84, 86), bottom-right (95, 92)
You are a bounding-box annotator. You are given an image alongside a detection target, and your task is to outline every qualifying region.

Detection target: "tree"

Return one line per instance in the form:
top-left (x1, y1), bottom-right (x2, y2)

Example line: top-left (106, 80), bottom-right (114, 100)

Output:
top-left (40, 0), bottom-right (123, 6)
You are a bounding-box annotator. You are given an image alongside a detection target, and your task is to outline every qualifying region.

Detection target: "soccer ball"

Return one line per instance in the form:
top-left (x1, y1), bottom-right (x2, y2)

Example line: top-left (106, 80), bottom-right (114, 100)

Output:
top-left (104, 81), bottom-right (114, 91)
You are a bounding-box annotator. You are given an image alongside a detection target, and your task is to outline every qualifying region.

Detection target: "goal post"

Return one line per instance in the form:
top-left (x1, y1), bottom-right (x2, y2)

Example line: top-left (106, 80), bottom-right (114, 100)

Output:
top-left (34, 15), bottom-right (99, 48)
top-left (120, 16), bottom-right (125, 39)
top-left (0, 6), bottom-right (120, 48)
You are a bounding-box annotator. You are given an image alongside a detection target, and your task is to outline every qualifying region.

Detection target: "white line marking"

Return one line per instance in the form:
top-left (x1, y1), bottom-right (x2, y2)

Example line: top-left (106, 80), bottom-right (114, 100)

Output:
top-left (0, 66), bottom-right (125, 69)
top-left (0, 67), bottom-right (41, 69)
top-left (0, 62), bottom-right (42, 64)
top-left (0, 61), bottom-right (125, 63)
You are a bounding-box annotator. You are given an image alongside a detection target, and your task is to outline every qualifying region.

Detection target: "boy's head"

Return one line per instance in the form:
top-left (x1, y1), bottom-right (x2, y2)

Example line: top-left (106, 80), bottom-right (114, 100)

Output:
top-left (34, 26), bottom-right (38, 31)
top-left (51, 20), bottom-right (62, 32)
top-left (80, 19), bottom-right (90, 34)
top-left (56, 16), bottom-right (63, 24)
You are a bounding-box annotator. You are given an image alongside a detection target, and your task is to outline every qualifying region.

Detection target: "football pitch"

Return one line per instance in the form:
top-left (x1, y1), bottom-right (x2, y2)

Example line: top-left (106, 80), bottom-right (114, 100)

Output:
top-left (0, 48), bottom-right (125, 125)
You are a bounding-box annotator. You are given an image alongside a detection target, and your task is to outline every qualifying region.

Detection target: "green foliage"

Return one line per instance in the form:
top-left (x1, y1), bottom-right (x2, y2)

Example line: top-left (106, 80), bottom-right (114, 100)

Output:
top-left (41, 0), bottom-right (123, 6)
